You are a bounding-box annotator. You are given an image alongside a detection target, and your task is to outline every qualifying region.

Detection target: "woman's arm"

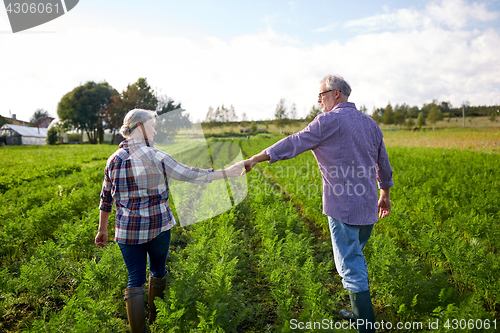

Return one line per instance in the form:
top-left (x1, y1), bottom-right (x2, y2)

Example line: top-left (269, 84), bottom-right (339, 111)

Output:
top-left (212, 161), bottom-right (245, 180)
top-left (95, 210), bottom-right (110, 248)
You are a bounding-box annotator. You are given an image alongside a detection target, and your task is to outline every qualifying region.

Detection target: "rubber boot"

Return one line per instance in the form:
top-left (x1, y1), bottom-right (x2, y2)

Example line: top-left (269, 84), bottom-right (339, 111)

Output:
top-left (124, 286), bottom-right (147, 333)
top-left (148, 275), bottom-right (166, 324)
top-left (340, 290), bottom-right (376, 333)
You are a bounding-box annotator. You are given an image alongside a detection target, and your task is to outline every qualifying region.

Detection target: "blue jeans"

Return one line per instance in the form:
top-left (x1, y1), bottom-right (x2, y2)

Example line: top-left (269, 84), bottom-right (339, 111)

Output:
top-left (327, 216), bottom-right (374, 293)
top-left (118, 230), bottom-right (172, 288)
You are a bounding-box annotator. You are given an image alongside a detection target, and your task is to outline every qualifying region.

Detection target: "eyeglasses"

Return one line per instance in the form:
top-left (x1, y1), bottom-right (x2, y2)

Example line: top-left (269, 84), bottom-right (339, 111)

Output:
top-left (318, 89), bottom-right (339, 99)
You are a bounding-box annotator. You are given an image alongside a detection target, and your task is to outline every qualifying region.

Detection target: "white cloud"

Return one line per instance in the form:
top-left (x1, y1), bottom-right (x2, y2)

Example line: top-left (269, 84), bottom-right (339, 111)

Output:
top-left (344, 8), bottom-right (425, 32)
top-left (344, 0), bottom-right (500, 32)
top-left (314, 22), bottom-right (340, 33)
top-left (426, 0), bottom-right (499, 30)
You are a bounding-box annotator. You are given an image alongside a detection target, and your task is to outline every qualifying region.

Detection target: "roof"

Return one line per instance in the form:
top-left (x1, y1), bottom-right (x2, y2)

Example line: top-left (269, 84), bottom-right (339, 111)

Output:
top-left (35, 116), bottom-right (55, 128)
top-left (1, 124), bottom-right (48, 137)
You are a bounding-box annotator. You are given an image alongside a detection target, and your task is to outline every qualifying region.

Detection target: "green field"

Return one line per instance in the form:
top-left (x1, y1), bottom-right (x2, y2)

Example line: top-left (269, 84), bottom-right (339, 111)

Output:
top-left (0, 128), bottom-right (499, 332)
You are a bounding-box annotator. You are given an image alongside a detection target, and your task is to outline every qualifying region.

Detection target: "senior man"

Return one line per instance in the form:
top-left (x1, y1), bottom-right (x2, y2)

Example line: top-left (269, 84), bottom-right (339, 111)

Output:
top-left (242, 74), bottom-right (393, 333)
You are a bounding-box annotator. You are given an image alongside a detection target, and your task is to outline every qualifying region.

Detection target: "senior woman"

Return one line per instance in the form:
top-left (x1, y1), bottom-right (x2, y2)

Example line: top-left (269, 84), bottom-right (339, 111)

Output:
top-left (95, 109), bottom-right (243, 333)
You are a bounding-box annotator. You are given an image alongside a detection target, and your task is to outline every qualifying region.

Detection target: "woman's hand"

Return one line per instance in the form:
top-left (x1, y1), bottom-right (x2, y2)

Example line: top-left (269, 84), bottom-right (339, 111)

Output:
top-left (95, 210), bottom-right (110, 248)
top-left (223, 161), bottom-right (245, 178)
top-left (95, 230), bottom-right (108, 248)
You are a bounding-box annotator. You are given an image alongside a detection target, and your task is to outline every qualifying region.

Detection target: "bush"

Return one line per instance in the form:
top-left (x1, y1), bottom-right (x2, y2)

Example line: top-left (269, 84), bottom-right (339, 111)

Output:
top-left (68, 133), bottom-right (81, 143)
top-left (46, 127), bottom-right (58, 145)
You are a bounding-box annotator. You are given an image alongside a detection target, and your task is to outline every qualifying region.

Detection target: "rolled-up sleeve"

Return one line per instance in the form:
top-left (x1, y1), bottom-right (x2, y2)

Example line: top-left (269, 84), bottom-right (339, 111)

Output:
top-left (376, 140), bottom-right (394, 189)
top-left (161, 154), bottom-right (214, 184)
top-left (264, 117), bottom-right (323, 163)
top-left (99, 167), bottom-right (114, 212)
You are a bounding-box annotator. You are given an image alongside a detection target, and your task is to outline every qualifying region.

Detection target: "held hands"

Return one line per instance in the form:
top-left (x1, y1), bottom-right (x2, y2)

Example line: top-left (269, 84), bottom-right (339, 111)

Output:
top-left (222, 160), bottom-right (245, 178)
top-left (218, 153), bottom-right (268, 179)
top-left (241, 158), bottom-right (259, 175)
top-left (241, 152), bottom-right (270, 175)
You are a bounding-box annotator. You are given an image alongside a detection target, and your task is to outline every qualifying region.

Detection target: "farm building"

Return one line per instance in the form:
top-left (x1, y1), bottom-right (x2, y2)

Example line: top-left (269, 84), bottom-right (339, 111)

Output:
top-left (3, 114), bottom-right (29, 126)
top-left (0, 124), bottom-right (48, 145)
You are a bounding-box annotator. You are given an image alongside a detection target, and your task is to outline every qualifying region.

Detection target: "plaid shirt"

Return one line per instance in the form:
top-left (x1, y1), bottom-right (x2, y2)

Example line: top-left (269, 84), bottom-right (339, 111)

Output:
top-left (99, 138), bottom-right (214, 244)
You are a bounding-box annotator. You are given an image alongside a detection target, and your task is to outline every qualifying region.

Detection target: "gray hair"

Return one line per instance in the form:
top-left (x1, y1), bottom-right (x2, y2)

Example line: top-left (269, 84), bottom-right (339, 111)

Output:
top-left (119, 109), bottom-right (157, 138)
top-left (320, 74), bottom-right (351, 98)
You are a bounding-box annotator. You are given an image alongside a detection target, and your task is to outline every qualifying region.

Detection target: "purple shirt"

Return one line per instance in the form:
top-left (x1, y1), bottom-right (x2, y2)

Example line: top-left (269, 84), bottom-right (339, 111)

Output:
top-left (263, 102), bottom-right (393, 225)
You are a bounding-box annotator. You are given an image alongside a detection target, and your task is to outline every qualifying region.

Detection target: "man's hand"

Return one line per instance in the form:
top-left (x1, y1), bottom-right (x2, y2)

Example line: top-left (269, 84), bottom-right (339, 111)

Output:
top-left (242, 158), bottom-right (258, 175)
top-left (241, 152), bottom-right (270, 175)
top-left (378, 188), bottom-right (391, 218)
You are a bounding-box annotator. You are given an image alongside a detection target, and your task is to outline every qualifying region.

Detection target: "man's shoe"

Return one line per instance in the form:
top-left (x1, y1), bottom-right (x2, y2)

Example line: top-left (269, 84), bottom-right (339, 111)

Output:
top-left (339, 290), bottom-right (376, 333)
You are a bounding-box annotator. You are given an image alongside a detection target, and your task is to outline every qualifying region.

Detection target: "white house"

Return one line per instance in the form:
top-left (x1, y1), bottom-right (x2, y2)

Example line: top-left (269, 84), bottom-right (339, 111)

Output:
top-left (0, 124), bottom-right (48, 145)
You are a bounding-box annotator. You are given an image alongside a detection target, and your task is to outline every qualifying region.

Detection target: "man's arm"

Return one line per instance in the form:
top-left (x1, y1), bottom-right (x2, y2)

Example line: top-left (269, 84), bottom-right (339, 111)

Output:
top-left (242, 151), bottom-right (270, 175)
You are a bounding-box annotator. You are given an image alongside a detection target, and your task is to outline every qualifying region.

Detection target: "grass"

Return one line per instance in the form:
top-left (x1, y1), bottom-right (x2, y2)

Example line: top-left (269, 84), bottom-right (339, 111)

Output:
top-left (381, 127), bottom-right (500, 153)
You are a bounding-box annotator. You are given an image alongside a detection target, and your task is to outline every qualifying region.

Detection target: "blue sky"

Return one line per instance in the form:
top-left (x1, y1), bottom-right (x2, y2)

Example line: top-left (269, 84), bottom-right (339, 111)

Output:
top-left (1, 0), bottom-right (499, 122)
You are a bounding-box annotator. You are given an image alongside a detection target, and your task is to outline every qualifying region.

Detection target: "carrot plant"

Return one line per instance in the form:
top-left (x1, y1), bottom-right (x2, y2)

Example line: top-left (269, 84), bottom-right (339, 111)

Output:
top-left (241, 134), bottom-right (500, 329)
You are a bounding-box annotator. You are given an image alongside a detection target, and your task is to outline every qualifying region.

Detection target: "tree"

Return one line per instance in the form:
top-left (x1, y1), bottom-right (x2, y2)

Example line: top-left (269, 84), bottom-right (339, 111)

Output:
top-left (240, 112), bottom-right (248, 129)
top-left (46, 127), bottom-right (58, 145)
top-left (227, 105), bottom-right (238, 132)
top-left (214, 107), bottom-right (223, 132)
top-left (155, 93), bottom-right (186, 143)
top-left (274, 98), bottom-right (288, 134)
top-left (359, 105), bottom-right (368, 114)
top-left (0, 114), bottom-right (9, 128)
top-left (305, 105), bottom-right (321, 123)
top-left (58, 81), bottom-right (114, 144)
top-left (408, 106), bottom-right (420, 119)
top-left (204, 106), bottom-right (215, 135)
top-left (102, 78), bottom-right (157, 143)
top-left (49, 120), bottom-right (70, 144)
top-left (250, 121), bottom-right (257, 133)
top-left (440, 101), bottom-right (451, 116)
top-left (420, 100), bottom-right (439, 119)
top-left (417, 111), bottom-right (425, 129)
top-left (426, 106), bottom-right (443, 130)
top-left (406, 116), bottom-right (415, 131)
top-left (489, 106), bottom-right (498, 122)
top-left (383, 103), bottom-right (394, 125)
top-left (289, 103), bottom-right (298, 132)
top-left (30, 108), bottom-right (49, 127)
top-left (101, 89), bottom-right (123, 143)
top-left (394, 107), bottom-right (406, 129)
top-left (371, 107), bottom-right (380, 124)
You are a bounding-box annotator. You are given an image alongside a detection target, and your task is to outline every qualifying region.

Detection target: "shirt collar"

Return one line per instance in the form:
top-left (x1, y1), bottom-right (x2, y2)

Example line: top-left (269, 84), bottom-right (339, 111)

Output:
top-left (119, 138), bottom-right (156, 149)
top-left (330, 102), bottom-right (356, 112)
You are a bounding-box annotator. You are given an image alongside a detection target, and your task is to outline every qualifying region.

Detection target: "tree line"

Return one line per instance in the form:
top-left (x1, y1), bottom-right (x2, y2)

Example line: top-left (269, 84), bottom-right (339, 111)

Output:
top-left (203, 99), bottom-right (317, 135)
top-left (4, 87), bottom-right (498, 146)
top-left (371, 100), bottom-right (498, 130)
top-left (49, 78), bottom-right (188, 144)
